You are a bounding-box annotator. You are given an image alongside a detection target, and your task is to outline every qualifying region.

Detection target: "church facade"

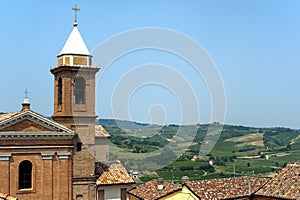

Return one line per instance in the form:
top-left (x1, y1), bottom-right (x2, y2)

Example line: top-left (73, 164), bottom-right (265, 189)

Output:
top-left (0, 103), bottom-right (75, 200)
top-left (0, 8), bottom-right (133, 200)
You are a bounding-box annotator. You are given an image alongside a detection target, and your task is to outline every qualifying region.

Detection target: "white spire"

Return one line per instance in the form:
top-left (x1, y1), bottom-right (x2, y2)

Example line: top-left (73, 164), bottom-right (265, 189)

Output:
top-left (59, 25), bottom-right (90, 56)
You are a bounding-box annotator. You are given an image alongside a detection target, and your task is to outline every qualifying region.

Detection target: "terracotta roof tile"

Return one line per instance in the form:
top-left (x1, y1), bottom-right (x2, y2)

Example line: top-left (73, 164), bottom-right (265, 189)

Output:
top-left (185, 176), bottom-right (268, 200)
top-left (95, 125), bottom-right (111, 138)
top-left (95, 161), bottom-right (134, 185)
top-left (255, 162), bottom-right (300, 199)
top-left (128, 179), bottom-right (182, 200)
top-left (0, 112), bottom-right (20, 122)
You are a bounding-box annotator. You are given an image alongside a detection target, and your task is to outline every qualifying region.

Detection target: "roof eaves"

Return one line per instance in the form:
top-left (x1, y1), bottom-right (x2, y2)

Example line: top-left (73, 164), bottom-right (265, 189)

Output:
top-left (183, 182), bottom-right (202, 199)
top-left (96, 181), bottom-right (135, 186)
top-left (127, 191), bottom-right (144, 200)
top-left (156, 187), bottom-right (182, 199)
top-left (253, 194), bottom-right (295, 200)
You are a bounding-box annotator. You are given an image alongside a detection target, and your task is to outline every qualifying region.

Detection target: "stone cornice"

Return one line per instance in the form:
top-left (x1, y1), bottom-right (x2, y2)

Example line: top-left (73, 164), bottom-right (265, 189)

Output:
top-left (57, 152), bottom-right (71, 160)
top-left (50, 65), bottom-right (100, 74)
top-left (0, 131), bottom-right (74, 139)
top-left (0, 153), bottom-right (11, 161)
top-left (41, 152), bottom-right (55, 160)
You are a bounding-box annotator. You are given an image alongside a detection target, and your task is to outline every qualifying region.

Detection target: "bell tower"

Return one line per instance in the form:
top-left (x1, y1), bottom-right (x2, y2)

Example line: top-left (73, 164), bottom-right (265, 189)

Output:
top-left (50, 5), bottom-right (99, 200)
top-left (51, 23), bottom-right (99, 130)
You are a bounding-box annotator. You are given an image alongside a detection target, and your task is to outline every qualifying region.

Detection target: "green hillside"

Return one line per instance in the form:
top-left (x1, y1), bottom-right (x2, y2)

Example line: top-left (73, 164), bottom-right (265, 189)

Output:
top-left (98, 119), bottom-right (300, 182)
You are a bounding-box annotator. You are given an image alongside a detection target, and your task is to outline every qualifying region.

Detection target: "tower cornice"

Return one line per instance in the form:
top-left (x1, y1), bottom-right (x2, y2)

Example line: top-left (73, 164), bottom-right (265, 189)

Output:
top-left (50, 65), bottom-right (100, 74)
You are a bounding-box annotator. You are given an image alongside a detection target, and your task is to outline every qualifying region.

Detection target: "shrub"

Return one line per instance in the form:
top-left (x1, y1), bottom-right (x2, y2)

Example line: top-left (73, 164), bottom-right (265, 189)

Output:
top-left (179, 166), bottom-right (194, 171)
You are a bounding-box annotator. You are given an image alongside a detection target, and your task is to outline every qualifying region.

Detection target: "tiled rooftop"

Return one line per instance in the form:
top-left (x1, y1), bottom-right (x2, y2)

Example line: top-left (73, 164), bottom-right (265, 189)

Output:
top-left (185, 176), bottom-right (268, 200)
top-left (128, 179), bottom-right (182, 200)
top-left (95, 161), bottom-right (134, 185)
top-left (255, 162), bottom-right (300, 199)
top-left (0, 112), bottom-right (20, 122)
top-left (95, 125), bottom-right (111, 138)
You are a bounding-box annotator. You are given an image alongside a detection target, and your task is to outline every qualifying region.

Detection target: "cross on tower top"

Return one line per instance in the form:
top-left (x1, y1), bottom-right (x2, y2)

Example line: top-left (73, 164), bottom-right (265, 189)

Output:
top-left (72, 4), bottom-right (80, 26)
top-left (22, 89), bottom-right (30, 110)
top-left (24, 89), bottom-right (29, 99)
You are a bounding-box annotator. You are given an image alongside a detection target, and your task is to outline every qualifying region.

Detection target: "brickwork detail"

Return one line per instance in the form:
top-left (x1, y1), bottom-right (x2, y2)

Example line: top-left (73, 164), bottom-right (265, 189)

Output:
top-left (0, 152), bottom-right (72, 200)
top-left (51, 46), bottom-right (100, 200)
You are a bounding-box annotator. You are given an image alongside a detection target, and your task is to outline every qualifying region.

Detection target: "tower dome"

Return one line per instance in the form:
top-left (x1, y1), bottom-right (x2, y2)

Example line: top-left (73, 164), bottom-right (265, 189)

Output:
top-left (59, 25), bottom-right (90, 56)
top-left (57, 8), bottom-right (92, 68)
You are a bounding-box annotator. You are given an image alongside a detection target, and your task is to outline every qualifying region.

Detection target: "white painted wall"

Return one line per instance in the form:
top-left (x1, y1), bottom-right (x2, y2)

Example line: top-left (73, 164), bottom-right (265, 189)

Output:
top-left (97, 184), bottom-right (133, 200)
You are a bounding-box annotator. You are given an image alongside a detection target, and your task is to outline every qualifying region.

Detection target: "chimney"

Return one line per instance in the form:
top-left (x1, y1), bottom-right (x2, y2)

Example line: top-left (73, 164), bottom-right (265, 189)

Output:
top-left (157, 178), bottom-right (164, 190)
top-left (248, 177), bottom-right (252, 195)
top-left (182, 176), bottom-right (189, 184)
top-left (22, 98), bottom-right (30, 111)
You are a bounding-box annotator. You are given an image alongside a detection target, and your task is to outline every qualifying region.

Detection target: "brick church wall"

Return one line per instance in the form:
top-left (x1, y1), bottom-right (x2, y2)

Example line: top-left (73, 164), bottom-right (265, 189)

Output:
top-left (0, 148), bottom-right (72, 200)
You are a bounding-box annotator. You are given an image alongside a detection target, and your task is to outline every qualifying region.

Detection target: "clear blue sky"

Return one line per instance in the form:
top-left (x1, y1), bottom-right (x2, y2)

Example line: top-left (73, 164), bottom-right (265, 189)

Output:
top-left (0, 0), bottom-right (300, 128)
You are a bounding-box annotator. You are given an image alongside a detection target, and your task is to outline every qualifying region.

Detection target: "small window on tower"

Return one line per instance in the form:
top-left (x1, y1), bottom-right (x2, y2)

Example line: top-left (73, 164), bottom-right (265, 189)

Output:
top-left (77, 142), bottom-right (82, 152)
top-left (19, 160), bottom-right (33, 190)
top-left (58, 77), bottom-right (62, 105)
top-left (74, 77), bottom-right (86, 104)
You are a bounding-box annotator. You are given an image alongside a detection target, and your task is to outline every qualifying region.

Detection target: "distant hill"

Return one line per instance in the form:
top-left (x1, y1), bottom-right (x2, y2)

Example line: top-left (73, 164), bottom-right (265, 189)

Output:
top-left (98, 119), bottom-right (300, 148)
top-left (98, 118), bottom-right (153, 128)
top-left (97, 118), bottom-right (300, 181)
